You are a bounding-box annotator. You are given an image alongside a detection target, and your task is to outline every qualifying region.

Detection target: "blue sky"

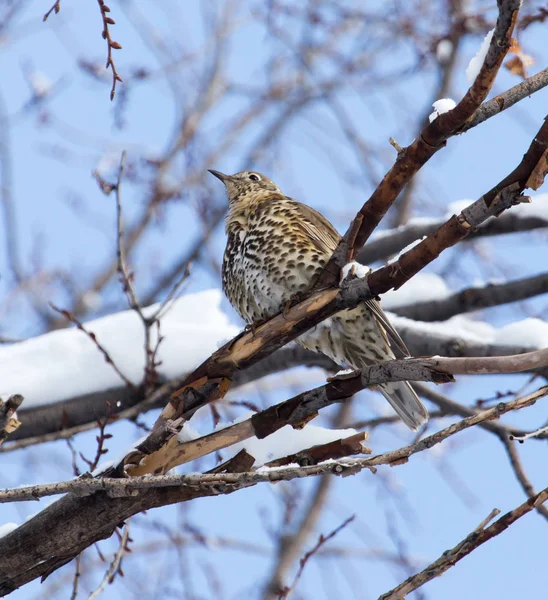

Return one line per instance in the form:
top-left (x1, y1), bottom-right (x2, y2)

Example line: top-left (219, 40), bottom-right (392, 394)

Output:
top-left (1, 1), bottom-right (548, 598)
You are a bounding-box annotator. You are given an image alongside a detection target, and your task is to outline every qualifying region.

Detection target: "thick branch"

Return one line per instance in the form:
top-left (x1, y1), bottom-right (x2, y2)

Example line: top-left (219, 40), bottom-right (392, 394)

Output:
top-left (0, 385), bottom-right (545, 592)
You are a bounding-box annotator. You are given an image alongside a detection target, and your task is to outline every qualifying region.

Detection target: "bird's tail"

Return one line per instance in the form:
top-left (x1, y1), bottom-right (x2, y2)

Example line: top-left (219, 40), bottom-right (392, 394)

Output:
top-left (377, 381), bottom-right (429, 431)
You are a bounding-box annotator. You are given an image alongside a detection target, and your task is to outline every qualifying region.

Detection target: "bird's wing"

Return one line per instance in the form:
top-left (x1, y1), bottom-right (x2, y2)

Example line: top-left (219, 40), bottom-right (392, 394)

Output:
top-left (288, 199), bottom-right (410, 356)
top-left (288, 199), bottom-right (341, 255)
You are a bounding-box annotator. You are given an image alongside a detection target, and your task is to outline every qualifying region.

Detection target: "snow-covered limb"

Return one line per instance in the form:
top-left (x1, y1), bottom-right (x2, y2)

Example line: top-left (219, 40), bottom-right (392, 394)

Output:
top-left (340, 261), bottom-right (370, 283)
top-left (0, 290), bottom-right (238, 409)
top-left (394, 273), bottom-right (548, 323)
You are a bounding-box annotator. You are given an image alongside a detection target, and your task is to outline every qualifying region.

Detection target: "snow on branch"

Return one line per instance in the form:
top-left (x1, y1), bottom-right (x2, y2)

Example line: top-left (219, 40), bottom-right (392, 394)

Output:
top-left (0, 290), bottom-right (238, 409)
top-left (394, 272), bottom-right (548, 322)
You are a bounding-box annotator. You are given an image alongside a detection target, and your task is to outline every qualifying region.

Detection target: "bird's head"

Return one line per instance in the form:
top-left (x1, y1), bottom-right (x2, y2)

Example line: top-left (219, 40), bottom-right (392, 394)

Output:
top-left (208, 169), bottom-right (282, 204)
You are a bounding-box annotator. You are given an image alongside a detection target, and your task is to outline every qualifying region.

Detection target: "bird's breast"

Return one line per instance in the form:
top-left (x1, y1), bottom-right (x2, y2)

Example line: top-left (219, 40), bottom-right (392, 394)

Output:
top-left (222, 216), bottom-right (322, 323)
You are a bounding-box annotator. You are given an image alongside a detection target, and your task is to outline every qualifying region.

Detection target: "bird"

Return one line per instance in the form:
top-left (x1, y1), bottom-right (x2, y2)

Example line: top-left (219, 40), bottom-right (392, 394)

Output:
top-left (209, 169), bottom-right (429, 430)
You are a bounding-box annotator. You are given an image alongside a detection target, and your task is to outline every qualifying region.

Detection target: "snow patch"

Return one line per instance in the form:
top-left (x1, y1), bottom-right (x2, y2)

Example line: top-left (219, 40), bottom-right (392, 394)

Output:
top-left (0, 522), bottom-right (18, 538)
top-left (341, 261), bottom-right (370, 282)
top-left (382, 273), bottom-right (450, 309)
top-left (389, 313), bottom-right (548, 349)
top-left (226, 414), bottom-right (358, 467)
top-left (493, 318), bottom-right (548, 349)
top-left (428, 98), bottom-right (457, 123)
top-left (0, 290), bottom-right (239, 408)
top-left (436, 39), bottom-right (453, 63)
top-left (387, 236), bottom-right (427, 264)
top-left (466, 29), bottom-right (494, 83)
top-left (445, 198), bottom-right (475, 217)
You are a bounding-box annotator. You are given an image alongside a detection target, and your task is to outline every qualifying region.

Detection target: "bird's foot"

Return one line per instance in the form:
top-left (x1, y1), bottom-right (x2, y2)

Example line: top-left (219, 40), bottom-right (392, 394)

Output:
top-left (282, 292), bottom-right (306, 320)
top-left (243, 319), bottom-right (266, 338)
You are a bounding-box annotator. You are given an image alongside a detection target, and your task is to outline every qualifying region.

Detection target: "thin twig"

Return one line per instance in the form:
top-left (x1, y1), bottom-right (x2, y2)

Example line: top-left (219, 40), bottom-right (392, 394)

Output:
top-left (49, 303), bottom-right (136, 389)
top-left (114, 152), bottom-right (160, 391)
top-left (510, 423), bottom-right (548, 442)
top-left (42, 0), bottom-right (60, 21)
top-left (500, 434), bottom-right (548, 522)
top-left (70, 553), bottom-right (83, 600)
top-left (278, 516), bottom-right (355, 599)
top-left (87, 522), bottom-right (130, 599)
top-left (96, 0), bottom-right (123, 100)
top-left (378, 490), bottom-right (548, 599)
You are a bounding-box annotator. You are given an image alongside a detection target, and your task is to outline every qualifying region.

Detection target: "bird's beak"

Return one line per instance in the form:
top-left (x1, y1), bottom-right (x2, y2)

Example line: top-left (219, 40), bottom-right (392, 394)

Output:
top-left (208, 169), bottom-right (230, 184)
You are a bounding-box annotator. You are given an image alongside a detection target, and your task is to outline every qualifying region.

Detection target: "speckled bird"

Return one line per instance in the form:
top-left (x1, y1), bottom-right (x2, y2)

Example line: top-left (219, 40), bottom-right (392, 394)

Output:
top-left (210, 169), bottom-right (428, 430)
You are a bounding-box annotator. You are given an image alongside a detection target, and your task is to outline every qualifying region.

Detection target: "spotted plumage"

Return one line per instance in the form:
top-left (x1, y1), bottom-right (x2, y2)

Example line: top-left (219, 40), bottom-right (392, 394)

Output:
top-left (210, 169), bottom-right (429, 430)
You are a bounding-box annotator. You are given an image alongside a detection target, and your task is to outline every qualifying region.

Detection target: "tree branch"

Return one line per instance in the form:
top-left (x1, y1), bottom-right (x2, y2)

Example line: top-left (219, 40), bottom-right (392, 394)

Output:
top-left (0, 384), bottom-right (545, 591)
top-left (378, 487), bottom-right (548, 599)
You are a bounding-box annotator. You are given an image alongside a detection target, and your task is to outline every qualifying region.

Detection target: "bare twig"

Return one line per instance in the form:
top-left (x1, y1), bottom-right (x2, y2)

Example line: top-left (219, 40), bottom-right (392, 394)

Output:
top-left (378, 489), bottom-right (548, 599)
top-left (42, 0), bottom-right (60, 22)
top-left (113, 151), bottom-right (160, 391)
top-left (96, 0), bottom-right (123, 100)
top-left (500, 435), bottom-right (548, 522)
top-left (70, 553), bottom-right (82, 600)
top-left (278, 516), bottom-right (355, 599)
top-left (49, 303), bottom-right (136, 389)
top-left (87, 522), bottom-right (130, 599)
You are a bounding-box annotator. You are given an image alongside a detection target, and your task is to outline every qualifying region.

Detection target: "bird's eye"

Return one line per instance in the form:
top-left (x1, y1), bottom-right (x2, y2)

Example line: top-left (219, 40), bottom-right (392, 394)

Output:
top-left (249, 173), bottom-right (261, 182)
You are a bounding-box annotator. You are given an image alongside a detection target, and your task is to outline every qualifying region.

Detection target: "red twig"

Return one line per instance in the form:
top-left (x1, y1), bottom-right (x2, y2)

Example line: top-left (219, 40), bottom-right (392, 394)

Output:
top-left (96, 0), bottom-right (123, 100)
top-left (42, 0), bottom-right (60, 21)
top-left (49, 303), bottom-right (136, 389)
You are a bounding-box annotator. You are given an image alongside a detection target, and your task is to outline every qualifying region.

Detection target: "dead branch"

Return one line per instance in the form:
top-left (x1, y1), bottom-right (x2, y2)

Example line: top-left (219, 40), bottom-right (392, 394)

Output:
top-left (109, 131), bottom-right (548, 477)
top-left (42, 0), bottom-right (60, 21)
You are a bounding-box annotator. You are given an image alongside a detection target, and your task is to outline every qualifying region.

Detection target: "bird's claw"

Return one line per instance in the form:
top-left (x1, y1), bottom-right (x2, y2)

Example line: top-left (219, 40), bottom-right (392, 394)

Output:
top-left (282, 292), bottom-right (305, 320)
